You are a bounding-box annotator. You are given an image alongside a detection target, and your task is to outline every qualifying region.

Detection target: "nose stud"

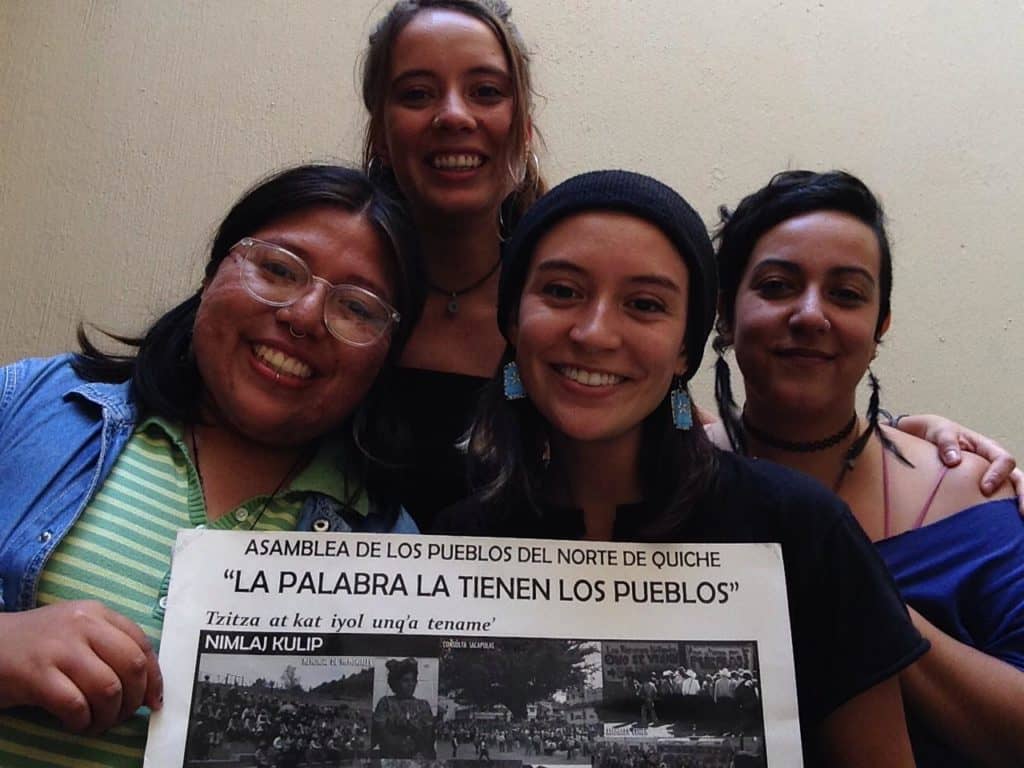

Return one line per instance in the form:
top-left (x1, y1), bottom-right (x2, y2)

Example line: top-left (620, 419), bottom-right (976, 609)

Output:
top-left (791, 306), bottom-right (830, 332)
top-left (432, 114), bottom-right (443, 129)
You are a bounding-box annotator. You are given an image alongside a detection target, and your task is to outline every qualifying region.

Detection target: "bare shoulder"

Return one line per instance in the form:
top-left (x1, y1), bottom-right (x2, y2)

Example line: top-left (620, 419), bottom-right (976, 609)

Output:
top-left (941, 450), bottom-right (1015, 504)
top-left (881, 426), bottom-right (1014, 527)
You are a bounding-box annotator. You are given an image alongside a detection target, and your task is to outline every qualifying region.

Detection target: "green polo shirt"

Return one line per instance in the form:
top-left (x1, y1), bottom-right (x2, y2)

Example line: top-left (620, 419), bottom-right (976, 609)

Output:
top-left (0, 417), bottom-right (356, 767)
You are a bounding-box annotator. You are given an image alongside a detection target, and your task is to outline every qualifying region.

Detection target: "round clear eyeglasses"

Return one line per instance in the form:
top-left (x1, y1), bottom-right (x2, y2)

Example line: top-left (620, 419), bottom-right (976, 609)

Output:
top-left (232, 237), bottom-right (400, 347)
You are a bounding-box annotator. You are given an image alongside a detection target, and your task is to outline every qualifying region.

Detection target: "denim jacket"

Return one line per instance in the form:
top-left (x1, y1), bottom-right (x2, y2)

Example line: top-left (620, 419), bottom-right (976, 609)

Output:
top-left (0, 354), bottom-right (417, 612)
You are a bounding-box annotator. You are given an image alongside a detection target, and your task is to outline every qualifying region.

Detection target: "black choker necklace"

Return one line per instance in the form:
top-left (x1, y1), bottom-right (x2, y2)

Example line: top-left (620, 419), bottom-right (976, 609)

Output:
top-left (742, 412), bottom-right (858, 453)
top-left (428, 257), bottom-right (502, 315)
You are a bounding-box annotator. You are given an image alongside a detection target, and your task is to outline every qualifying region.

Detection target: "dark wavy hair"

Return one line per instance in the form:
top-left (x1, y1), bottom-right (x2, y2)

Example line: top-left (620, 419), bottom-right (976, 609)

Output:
top-left (715, 170), bottom-right (892, 342)
top-left (467, 350), bottom-right (718, 540)
top-left (713, 169), bottom-right (900, 464)
top-left (73, 164), bottom-right (424, 512)
top-left (360, 0), bottom-right (546, 234)
top-left (385, 657), bottom-right (419, 690)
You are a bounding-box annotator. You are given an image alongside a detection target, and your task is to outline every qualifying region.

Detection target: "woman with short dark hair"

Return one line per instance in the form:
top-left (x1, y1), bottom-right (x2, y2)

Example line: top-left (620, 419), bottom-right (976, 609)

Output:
top-left (712, 169), bottom-right (1024, 766)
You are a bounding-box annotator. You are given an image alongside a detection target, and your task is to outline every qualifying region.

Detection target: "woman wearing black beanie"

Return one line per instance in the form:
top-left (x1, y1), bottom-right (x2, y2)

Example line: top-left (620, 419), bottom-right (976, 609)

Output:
top-left (435, 169), bottom-right (923, 767)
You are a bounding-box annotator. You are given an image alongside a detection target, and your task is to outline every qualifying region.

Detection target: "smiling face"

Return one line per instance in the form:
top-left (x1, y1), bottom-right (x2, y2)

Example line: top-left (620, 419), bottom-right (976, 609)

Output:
top-left (730, 210), bottom-right (889, 423)
top-left (510, 211), bottom-right (689, 453)
top-left (192, 205), bottom-right (395, 447)
top-left (376, 8), bottom-right (517, 219)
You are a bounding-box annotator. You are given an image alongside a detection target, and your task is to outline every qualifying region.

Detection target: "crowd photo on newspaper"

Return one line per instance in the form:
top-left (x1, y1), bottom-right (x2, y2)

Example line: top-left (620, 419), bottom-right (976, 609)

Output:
top-left (181, 638), bottom-right (766, 768)
top-left (3, 0), bottom-right (1024, 767)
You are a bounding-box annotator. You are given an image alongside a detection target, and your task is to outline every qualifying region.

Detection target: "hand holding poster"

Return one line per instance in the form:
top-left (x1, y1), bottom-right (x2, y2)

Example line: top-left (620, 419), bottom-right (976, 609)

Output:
top-left (146, 531), bottom-right (800, 767)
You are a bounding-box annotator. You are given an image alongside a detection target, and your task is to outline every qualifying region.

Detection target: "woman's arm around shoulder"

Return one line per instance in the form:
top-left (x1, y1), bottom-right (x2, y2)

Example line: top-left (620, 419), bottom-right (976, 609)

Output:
top-left (896, 413), bottom-right (1023, 510)
top-left (929, 446), bottom-right (1016, 519)
top-left (881, 425), bottom-right (1015, 530)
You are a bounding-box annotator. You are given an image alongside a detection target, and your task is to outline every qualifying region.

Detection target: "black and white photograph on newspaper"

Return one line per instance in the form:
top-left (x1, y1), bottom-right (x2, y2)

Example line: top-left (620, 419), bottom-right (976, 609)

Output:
top-left (597, 641), bottom-right (764, 766)
top-left (371, 656), bottom-right (440, 760)
top-left (180, 632), bottom-right (441, 767)
top-left (146, 532), bottom-right (800, 766)
top-left (438, 636), bottom-right (593, 766)
top-left (438, 637), bottom-right (764, 768)
top-left (184, 648), bottom-right (374, 766)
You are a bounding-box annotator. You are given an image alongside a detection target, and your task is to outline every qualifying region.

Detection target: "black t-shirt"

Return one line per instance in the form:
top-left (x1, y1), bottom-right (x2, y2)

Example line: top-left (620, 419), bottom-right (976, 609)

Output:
top-left (390, 367), bottom-right (490, 530)
top-left (434, 450), bottom-right (928, 765)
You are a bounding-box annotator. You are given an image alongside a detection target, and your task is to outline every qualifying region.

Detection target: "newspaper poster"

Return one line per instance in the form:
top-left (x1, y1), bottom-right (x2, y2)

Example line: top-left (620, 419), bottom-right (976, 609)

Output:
top-left (146, 531), bottom-right (801, 767)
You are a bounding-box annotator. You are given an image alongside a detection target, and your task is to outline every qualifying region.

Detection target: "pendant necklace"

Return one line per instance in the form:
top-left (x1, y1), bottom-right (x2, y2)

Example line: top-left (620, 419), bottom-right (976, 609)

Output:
top-left (427, 257), bottom-right (502, 316)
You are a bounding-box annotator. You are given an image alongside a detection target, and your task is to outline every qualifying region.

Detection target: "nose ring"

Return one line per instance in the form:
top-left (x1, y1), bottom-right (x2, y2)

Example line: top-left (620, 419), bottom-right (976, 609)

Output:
top-left (288, 325), bottom-right (306, 339)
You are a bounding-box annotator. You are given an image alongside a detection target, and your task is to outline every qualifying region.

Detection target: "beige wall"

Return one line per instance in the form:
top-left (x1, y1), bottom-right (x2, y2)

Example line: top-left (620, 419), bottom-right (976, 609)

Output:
top-left (1, 0), bottom-right (1021, 453)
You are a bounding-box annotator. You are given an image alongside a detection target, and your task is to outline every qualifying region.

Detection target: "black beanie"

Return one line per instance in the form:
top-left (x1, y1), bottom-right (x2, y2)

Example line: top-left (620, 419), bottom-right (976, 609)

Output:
top-left (498, 169), bottom-right (718, 382)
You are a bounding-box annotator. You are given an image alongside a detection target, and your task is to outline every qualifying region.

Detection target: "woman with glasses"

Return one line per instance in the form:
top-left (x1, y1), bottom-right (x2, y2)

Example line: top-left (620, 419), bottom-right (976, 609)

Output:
top-left (0, 164), bottom-right (422, 765)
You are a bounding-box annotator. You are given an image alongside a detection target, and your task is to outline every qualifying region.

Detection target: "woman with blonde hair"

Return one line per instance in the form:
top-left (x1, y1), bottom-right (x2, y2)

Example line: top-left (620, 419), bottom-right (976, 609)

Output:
top-left (360, 0), bottom-right (545, 525)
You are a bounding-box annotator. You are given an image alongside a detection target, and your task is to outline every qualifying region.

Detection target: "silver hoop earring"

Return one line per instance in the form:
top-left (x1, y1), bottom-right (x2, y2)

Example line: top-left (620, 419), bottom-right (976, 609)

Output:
top-left (367, 155), bottom-right (385, 177)
top-left (507, 155), bottom-right (527, 188)
top-left (498, 205), bottom-right (509, 243)
top-left (288, 325), bottom-right (306, 339)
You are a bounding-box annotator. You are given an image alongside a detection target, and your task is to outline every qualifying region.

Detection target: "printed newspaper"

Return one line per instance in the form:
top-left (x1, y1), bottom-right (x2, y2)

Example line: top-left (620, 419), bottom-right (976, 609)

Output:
top-left (146, 530), bottom-right (800, 766)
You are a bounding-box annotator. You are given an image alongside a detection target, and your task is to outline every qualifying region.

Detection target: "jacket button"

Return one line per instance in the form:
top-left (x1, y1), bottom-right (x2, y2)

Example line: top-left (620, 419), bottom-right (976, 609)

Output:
top-left (312, 518), bottom-right (331, 532)
top-left (234, 508), bottom-right (249, 522)
top-left (38, 530), bottom-right (52, 543)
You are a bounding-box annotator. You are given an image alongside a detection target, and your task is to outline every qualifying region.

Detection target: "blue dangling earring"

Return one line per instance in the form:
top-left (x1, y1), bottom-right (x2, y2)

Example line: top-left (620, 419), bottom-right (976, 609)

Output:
top-left (670, 380), bottom-right (693, 430)
top-left (503, 361), bottom-right (526, 400)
